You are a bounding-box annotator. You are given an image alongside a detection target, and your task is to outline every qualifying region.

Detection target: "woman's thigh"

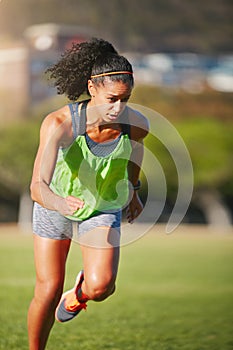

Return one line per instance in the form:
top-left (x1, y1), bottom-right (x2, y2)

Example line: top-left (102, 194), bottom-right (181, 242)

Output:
top-left (80, 227), bottom-right (120, 287)
top-left (33, 235), bottom-right (71, 298)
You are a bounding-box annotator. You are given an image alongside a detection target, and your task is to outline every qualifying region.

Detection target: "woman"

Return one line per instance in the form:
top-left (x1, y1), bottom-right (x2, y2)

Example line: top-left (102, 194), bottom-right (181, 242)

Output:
top-left (28, 38), bottom-right (149, 350)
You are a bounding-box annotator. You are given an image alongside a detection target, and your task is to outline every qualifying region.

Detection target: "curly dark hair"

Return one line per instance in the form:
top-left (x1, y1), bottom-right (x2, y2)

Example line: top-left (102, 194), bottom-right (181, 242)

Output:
top-left (45, 38), bottom-right (134, 101)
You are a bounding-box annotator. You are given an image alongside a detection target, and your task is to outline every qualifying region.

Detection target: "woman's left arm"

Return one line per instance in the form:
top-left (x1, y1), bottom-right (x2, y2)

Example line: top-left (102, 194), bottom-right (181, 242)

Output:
top-left (126, 111), bottom-right (149, 223)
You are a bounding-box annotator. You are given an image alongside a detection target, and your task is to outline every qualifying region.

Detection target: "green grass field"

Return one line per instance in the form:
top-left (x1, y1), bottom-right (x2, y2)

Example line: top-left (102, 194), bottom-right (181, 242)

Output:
top-left (0, 224), bottom-right (232, 350)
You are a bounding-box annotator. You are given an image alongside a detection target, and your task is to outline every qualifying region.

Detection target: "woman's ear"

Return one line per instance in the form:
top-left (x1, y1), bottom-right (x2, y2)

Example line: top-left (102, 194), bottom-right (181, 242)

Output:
top-left (88, 79), bottom-right (96, 97)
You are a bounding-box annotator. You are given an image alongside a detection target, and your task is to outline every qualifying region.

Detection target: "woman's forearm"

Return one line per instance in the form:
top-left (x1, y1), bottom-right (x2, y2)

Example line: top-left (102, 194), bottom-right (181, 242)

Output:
top-left (30, 180), bottom-right (63, 211)
top-left (127, 141), bottom-right (144, 187)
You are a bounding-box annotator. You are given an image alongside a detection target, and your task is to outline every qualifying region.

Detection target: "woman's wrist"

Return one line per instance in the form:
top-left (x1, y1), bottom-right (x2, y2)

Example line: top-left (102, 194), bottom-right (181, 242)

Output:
top-left (52, 194), bottom-right (64, 212)
top-left (132, 180), bottom-right (141, 191)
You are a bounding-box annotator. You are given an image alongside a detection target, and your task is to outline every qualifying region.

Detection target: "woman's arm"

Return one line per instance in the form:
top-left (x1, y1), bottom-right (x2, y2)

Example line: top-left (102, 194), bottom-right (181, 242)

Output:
top-left (30, 110), bottom-right (84, 216)
top-left (126, 110), bottom-right (149, 223)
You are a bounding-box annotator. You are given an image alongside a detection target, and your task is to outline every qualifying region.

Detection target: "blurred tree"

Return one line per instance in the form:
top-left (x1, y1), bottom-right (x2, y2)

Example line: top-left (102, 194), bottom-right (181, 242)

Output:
top-left (0, 0), bottom-right (232, 53)
top-left (177, 119), bottom-right (233, 227)
top-left (0, 90), bottom-right (232, 227)
top-left (0, 121), bottom-right (39, 227)
top-left (144, 117), bottom-right (233, 226)
top-left (177, 119), bottom-right (233, 189)
top-left (0, 122), bottom-right (38, 191)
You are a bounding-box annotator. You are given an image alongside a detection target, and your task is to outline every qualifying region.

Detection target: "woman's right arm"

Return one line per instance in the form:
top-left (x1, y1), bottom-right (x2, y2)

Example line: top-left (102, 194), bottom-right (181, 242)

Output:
top-left (30, 112), bottom-right (84, 216)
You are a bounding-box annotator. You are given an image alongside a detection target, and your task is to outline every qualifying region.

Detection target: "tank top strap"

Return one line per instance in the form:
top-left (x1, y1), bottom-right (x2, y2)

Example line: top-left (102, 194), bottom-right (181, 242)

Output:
top-left (68, 100), bottom-right (89, 139)
top-left (68, 102), bottom-right (79, 139)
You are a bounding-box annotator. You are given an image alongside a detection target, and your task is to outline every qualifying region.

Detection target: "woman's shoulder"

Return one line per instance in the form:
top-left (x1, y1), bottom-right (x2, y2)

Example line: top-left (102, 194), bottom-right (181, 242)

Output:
top-left (42, 105), bottom-right (70, 127)
top-left (40, 105), bottom-right (73, 146)
top-left (126, 106), bottom-right (149, 141)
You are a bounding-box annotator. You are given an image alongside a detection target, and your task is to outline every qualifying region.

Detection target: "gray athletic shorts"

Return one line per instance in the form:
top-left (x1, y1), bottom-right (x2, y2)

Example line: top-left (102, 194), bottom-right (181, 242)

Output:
top-left (32, 202), bottom-right (121, 240)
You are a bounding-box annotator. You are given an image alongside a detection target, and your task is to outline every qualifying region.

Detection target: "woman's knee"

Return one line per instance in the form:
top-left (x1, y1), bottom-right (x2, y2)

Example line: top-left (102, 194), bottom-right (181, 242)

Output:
top-left (34, 277), bottom-right (64, 307)
top-left (84, 273), bottom-right (116, 301)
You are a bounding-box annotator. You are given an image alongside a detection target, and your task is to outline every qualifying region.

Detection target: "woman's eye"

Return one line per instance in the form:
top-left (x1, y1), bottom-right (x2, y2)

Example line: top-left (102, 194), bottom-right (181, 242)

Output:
top-left (108, 97), bottom-right (129, 103)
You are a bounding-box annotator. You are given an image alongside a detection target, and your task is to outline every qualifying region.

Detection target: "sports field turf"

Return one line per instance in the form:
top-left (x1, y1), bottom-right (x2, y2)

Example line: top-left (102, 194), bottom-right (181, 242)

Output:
top-left (0, 224), bottom-right (232, 350)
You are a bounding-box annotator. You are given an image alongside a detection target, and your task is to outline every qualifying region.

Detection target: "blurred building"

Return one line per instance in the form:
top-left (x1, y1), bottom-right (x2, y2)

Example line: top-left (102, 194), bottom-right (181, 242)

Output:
top-left (126, 52), bottom-right (233, 93)
top-left (0, 23), bottom-right (92, 124)
top-left (0, 45), bottom-right (29, 123)
top-left (0, 23), bottom-right (232, 126)
top-left (24, 23), bottom-right (93, 105)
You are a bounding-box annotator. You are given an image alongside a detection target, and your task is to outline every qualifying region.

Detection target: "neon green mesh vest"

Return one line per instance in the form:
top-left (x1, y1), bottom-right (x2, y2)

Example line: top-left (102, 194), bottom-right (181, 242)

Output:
top-left (50, 101), bottom-right (132, 221)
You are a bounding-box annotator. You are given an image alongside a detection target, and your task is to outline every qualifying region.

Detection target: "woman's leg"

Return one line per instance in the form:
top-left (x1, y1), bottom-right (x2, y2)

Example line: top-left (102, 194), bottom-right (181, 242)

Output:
top-left (55, 226), bottom-right (120, 323)
top-left (28, 235), bottom-right (71, 350)
top-left (79, 227), bottom-right (120, 302)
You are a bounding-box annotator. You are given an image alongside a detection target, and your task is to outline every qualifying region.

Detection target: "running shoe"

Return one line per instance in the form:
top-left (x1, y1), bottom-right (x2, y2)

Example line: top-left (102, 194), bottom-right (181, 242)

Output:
top-left (55, 270), bottom-right (87, 322)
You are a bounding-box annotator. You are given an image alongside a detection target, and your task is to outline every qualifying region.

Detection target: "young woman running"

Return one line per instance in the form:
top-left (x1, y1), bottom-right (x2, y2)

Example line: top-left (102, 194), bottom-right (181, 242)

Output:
top-left (28, 38), bottom-right (149, 350)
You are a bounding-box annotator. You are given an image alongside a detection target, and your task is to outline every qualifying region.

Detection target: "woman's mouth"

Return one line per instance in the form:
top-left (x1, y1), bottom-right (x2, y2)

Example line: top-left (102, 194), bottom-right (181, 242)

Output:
top-left (108, 114), bottom-right (118, 120)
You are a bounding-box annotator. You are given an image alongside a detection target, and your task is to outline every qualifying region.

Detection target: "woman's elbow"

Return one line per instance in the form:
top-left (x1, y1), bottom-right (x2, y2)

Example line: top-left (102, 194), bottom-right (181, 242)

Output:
top-left (30, 181), bottom-right (39, 202)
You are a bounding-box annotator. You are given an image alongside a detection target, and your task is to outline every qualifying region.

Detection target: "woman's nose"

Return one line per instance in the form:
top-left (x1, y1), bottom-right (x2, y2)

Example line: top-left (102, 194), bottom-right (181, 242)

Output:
top-left (113, 100), bottom-right (121, 113)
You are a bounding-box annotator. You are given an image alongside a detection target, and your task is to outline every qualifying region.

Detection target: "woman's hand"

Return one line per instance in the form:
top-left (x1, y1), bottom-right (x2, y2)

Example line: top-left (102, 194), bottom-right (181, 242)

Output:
top-left (126, 191), bottom-right (143, 223)
top-left (55, 196), bottom-right (85, 216)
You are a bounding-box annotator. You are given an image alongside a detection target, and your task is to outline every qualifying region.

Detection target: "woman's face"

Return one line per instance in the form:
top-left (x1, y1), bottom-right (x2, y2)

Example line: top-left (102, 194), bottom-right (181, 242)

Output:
top-left (88, 78), bottom-right (133, 123)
